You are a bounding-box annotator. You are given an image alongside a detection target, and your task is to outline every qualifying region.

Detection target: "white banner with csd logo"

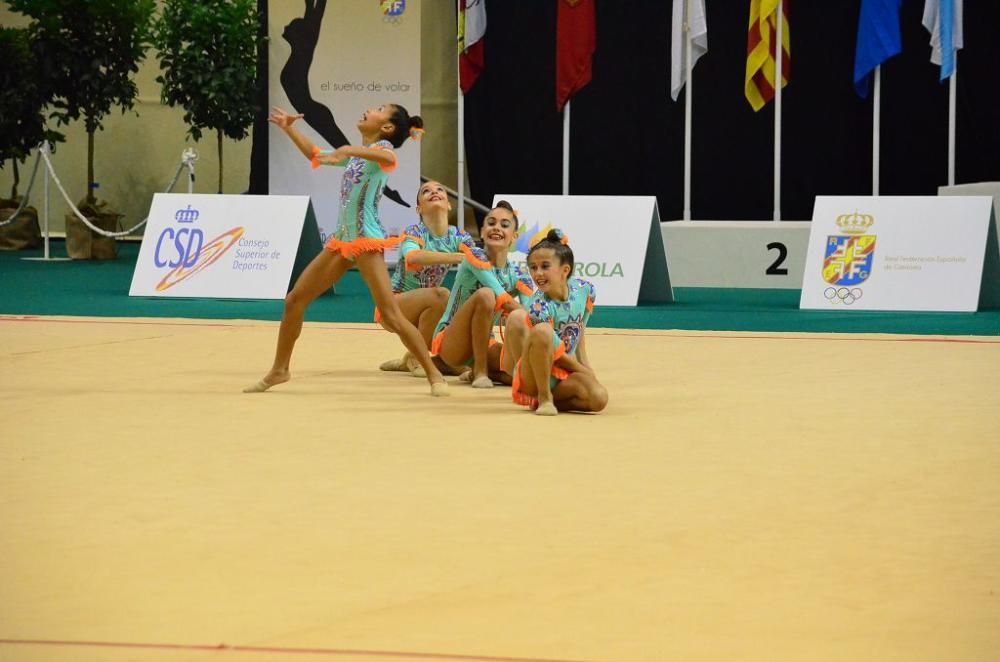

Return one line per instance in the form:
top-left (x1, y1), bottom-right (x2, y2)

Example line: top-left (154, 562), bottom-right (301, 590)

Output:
top-left (800, 196), bottom-right (996, 312)
top-left (267, 0), bottom-right (420, 253)
top-left (129, 193), bottom-right (321, 299)
top-left (492, 195), bottom-right (672, 306)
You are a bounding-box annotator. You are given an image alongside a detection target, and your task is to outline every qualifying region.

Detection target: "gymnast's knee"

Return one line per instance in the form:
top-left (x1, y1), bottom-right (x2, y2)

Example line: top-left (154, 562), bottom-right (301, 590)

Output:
top-left (379, 307), bottom-right (403, 333)
top-left (590, 384), bottom-right (609, 412)
top-left (471, 287), bottom-right (496, 310)
top-left (529, 323), bottom-right (552, 345)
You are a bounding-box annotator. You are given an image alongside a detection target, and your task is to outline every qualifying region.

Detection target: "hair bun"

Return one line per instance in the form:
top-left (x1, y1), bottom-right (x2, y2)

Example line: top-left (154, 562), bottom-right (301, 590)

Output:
top-left (409, 126), bottom-right (425, 140)
top-left (548, 228), bottom-right (569, 245)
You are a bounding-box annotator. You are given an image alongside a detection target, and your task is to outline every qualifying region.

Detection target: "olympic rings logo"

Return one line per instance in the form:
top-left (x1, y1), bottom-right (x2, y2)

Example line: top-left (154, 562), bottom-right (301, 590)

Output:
top-left (824, 287), bottom-right (864, 305)
top-left (382, 15), bottom-right (404, 25)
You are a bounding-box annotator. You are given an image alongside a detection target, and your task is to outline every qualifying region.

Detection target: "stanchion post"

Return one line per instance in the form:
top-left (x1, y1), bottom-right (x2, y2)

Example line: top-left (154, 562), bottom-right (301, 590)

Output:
top-left (22, 142), bottom-right (72, 262)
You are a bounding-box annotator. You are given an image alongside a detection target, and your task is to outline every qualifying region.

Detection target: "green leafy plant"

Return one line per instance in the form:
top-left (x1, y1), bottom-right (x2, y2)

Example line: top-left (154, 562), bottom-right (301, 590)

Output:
top-left (0, 26), bottom-right (62, 200)
top-left (7, 0), bottom-right (154, 208)
top-left (153, 0), bottom-right (263, 193)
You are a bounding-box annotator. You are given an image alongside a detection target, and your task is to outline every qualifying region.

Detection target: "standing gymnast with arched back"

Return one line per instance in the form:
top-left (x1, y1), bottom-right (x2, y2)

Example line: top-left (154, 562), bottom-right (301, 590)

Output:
top-left (244, 105), bottom-right (449, 397)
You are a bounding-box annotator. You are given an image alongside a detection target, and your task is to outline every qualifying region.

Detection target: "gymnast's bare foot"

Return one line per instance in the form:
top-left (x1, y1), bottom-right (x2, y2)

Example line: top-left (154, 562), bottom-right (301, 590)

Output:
top-left (535, 400), bottom-right (558, 416)
top-left (471, 374), bottom-right (494, 389)
top-left (243, 369), bottom-right (290, 393)
top-left (379, 352), bottom-right (411, 372)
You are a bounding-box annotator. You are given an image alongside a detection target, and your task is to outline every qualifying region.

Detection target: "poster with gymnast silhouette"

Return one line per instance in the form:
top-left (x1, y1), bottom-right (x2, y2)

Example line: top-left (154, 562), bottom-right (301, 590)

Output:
top-left (268, 0), bottom-right (420, 260)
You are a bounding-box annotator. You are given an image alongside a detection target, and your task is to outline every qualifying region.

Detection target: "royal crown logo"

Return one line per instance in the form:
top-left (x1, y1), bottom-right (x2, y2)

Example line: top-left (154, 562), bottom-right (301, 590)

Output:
top-left (174, 205), bottom-right (199, 224)
top-left (835, 211), bottom-right (874, 235)
top-left (823, 211), bottom-right (876, 291)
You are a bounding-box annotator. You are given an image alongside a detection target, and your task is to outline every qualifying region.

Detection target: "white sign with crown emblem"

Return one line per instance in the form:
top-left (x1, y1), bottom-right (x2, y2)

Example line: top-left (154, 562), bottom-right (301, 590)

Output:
top-left (129, 193), bottom-right (322, 299)
top-left (800, 196), bottom-right (995, 312)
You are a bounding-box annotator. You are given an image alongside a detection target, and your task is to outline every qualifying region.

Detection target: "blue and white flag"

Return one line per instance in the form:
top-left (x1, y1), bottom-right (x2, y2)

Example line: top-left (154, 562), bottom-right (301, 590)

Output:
top-left (922, 0), bottom-right (964, 80)
top-left (853, 0), bottom-right (902, 98)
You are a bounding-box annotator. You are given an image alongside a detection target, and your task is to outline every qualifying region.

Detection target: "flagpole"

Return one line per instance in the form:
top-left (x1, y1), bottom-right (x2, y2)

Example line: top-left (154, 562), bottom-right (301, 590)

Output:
top-left (458, 81), bottom-right (466, 230)
top-left (873, 65), bottom-right (881, 196)
top-left (562, 100), bottom-right (571, 195)
top-left (683, 0), bottom-right (693, 221)
top-left (948, 61), bottom-right (957, 186)
top-left (773, 0), bottom-right (783, 222)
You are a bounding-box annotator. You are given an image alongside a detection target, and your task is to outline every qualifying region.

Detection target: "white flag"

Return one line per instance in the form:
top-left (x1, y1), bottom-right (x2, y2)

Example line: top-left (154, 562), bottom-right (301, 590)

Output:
top-left (462, 0), bottom-right (486, 52)
top-left (670, 0), bottom-right (708, 101)
top-left (921, 0), bottom-right (963, 78)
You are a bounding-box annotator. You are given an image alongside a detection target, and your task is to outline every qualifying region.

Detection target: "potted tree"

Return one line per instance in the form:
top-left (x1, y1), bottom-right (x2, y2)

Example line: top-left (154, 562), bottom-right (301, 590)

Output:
top-left (153, 0), bottom-right (263, 194)
top-left (8, 0), bottom-right (155, 259)
top-left (0, 26), bottom-right (62, 250)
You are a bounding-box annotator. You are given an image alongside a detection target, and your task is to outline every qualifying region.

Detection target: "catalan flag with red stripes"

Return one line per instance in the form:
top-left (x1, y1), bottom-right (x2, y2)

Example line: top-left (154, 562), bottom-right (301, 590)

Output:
top-left (745, 0), bottom-right (790, 111)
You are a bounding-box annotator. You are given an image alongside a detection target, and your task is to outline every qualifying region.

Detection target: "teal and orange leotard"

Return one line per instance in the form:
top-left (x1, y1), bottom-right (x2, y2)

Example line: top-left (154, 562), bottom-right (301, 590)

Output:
top-left (512, 277), bottom-right (596, 408)
top-left (430, 245), bottom-right (534, 357)
top-left (313, 139), bottom-right (401, 258)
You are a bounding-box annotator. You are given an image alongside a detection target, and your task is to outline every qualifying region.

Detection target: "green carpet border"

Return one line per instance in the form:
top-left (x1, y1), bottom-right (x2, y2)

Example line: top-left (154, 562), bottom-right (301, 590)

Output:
top-left (1, 242), bottom-right (997, 336)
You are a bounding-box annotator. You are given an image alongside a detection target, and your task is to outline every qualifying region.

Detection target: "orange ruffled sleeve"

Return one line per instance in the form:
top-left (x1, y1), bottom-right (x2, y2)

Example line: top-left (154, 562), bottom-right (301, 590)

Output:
top-left (371, 143), bottom-right (398, 173)
top-left (459, 243), bottom-right (492, 270)
top-left (493, 292), bottom-right (513, 312)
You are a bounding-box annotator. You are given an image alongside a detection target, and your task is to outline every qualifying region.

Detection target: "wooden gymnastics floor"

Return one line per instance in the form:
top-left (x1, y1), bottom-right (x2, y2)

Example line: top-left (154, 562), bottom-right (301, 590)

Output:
top-left (1, 316), bottom-right (999, 661)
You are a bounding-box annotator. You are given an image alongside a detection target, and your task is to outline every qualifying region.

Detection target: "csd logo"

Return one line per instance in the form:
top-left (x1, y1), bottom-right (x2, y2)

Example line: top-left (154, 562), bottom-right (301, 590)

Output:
top-left (151, 205), bottom-right (244, 291)
top-left (155, 205), bottom-right (203, 268)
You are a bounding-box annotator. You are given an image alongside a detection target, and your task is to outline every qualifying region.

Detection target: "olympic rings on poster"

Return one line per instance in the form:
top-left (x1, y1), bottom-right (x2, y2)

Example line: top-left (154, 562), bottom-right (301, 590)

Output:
top-left (824, 287), bottom-right (864, 305)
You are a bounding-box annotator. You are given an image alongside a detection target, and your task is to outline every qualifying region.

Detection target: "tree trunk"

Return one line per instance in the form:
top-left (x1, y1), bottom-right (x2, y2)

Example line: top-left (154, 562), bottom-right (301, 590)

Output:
top-left (217, 130), bottom-right (223, 194)
top-left (87, 130), bottom-right (96, 205)
top-left (11, 158), bottom-right (19, 200)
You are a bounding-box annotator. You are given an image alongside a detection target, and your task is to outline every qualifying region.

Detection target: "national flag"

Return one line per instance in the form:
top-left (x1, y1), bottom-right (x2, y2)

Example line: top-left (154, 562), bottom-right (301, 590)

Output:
top-left (745, 0), bottom-right (790, 112)
top-left (853, 0), bottom-right (902, 98)
top-left (922, 0), bottom-right (963, 80)
top-left (458, 0), bottom-right (486, 94)
top-left (670, 0), bottom-right (708, 102)
top-left (556, 0), bottom-right (596, 112)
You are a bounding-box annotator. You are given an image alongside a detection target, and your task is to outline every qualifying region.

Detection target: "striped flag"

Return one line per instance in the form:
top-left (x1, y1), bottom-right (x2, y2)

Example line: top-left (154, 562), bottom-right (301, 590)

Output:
top-left (922, 0), bottom-right (963, 80)
top-left (745, 0), bottom-right (790, 112)
top-left (458, 0), bottom-right (486, 94)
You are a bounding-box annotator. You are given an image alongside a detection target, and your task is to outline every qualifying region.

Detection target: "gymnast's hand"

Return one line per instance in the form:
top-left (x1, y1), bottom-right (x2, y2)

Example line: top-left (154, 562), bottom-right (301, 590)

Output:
top-left (501, 299), bottom-right (522, 314)
top-left (269, 106), bottom-right (305, 129)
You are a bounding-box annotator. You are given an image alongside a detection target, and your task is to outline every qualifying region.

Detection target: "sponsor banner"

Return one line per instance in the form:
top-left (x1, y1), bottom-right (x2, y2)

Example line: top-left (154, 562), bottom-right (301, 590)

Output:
top-left (268, 0), bottom-right (420, 259)
top-left (129, 193), bottom-right (318, 299)
top-left (492, 195), bottom-right (672, 306)
top-left (800, 196), bottom-right (994, 312)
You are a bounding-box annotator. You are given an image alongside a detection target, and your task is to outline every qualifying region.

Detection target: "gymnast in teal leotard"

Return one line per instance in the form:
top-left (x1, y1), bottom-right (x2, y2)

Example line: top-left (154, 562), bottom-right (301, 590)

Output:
top-left (505, 229), bottom-right (608, 416)
top-left (431, 201), bottom-right (534, 388)
top-left (244, 104), bottom-right (449, 397)
top-left (376, 180), bottom-right (477, 374)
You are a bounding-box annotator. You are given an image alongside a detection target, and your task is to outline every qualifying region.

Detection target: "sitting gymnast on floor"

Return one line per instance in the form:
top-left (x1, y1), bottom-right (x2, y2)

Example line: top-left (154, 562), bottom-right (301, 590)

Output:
top-left (376, 180), bottom-right (477, 376)
top-left (429, 201), bottom-right (534, 388)
top-left (504, 229), bottom-right (608, 415)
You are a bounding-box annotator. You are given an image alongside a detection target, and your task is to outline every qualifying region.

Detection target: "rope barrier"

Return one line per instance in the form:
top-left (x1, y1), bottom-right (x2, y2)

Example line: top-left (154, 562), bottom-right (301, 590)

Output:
top-left (39, 147), bottom-right (199, 238)
top-left (0, 150), bottom-right (43, 228)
